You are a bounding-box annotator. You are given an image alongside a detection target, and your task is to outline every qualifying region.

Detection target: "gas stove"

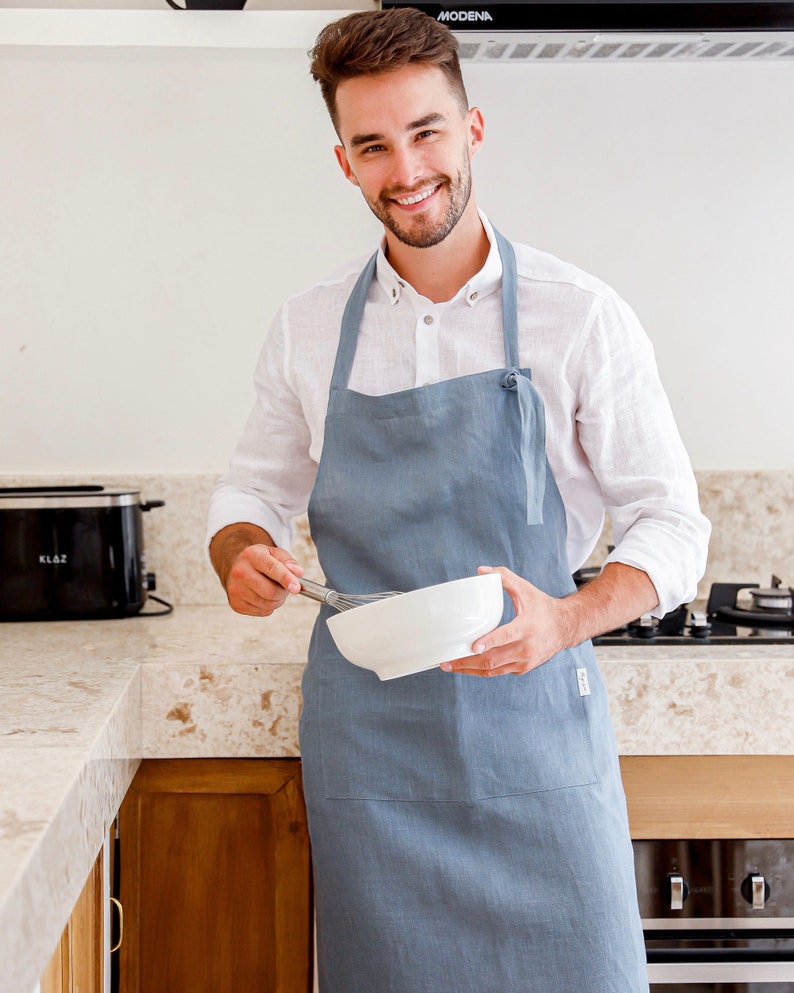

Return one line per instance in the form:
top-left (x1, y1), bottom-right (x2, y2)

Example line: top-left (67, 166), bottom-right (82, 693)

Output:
top-left (576, 574), bottom-right (794, 646)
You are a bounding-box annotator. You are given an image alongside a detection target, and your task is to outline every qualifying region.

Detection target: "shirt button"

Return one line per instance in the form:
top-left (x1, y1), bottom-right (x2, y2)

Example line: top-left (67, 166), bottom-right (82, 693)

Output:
top-left (469, 291), bottom-right (478, 302)
top-left (391, 288), bottom-right (397, 298)
top-left (423, 315), bottom-right (433, 325)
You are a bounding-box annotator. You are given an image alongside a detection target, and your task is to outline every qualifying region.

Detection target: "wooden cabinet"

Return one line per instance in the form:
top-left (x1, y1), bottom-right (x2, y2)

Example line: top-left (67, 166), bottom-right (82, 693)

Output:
top-left (40, 849), bottom-right (104, 993)
top-left (621, 755), bottom-right (794, 838)
top-left (117, 758), bottom-right (312, 993)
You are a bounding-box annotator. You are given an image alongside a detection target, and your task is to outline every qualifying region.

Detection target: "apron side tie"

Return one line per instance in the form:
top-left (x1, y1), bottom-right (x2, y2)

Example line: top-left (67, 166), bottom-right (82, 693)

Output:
top-left (501, 370), bottom-right (546, 526)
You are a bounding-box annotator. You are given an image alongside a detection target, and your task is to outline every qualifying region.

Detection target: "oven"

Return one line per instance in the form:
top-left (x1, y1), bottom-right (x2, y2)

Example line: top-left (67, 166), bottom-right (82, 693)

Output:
top-left (634, 839), bottom-right (794, 991)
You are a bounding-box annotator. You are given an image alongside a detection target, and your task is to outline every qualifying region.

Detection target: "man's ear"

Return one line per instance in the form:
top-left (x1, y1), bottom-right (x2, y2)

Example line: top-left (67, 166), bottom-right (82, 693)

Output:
top-left (334, 144), bottom-right (361, 188)
top-left (466, 107), bottom-right (485, 160)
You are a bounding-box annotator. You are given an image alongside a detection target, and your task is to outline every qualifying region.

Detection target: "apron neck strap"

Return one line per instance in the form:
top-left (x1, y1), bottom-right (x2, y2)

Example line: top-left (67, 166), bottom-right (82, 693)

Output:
top-left (493, 228), bottom-right (520, 370)
top-left (331, 252), bottom-right (378, 391)
top-left (330, 229), bottom-right (519, 391)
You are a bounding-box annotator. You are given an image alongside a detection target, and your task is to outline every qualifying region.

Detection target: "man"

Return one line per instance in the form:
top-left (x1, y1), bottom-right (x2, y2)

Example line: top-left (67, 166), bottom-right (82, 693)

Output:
top-left (208, 8), bottom-right (709, 992)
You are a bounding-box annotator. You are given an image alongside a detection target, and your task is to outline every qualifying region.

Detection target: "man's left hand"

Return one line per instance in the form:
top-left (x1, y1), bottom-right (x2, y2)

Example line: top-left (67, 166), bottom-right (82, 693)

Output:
top-left (439, 566), bottom-right (574, 677)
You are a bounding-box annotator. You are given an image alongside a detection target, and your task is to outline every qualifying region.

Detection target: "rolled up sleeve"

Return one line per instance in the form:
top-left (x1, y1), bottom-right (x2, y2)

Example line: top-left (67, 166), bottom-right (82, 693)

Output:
top-left (575, 292), bottom-right (711, 616)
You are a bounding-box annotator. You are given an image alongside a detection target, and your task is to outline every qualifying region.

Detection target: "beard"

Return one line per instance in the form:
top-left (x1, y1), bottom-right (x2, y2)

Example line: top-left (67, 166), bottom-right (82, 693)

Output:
top-left (364, 152), bottom-right (473, 250)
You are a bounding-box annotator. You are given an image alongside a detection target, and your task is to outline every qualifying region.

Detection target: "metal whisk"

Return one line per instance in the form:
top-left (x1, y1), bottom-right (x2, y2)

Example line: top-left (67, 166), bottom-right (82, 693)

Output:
top-left (299, 578), bottom-right (401, 612)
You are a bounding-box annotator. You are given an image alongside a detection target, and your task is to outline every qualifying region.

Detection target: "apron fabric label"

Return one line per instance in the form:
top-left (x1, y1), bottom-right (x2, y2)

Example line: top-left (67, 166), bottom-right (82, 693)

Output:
top-left (576, 667), bottom-right (591, 697)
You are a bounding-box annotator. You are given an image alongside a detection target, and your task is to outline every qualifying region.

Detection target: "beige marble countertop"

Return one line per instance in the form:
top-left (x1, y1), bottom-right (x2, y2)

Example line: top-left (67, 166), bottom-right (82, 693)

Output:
top-left (2, 601), bottom-right (794, 993)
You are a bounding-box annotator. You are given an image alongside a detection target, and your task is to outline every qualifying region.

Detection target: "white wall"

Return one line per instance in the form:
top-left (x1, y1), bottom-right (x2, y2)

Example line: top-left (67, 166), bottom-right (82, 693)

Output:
top-left (2, 47), bottom-right (792, 473)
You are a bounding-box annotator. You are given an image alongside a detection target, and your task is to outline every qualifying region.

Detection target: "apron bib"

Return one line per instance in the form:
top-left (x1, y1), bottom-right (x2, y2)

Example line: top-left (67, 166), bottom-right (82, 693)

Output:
top-left (299, 230), bottom-right (648, 993)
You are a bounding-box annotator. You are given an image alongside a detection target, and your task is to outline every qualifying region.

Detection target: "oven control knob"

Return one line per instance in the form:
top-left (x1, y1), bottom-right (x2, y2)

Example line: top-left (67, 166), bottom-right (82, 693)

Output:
top-left (662, 873), bottom-right (690, 910)
top-left (629, 613), bottom-right (657, 639)
top-left (741, 873), bottom-right (771, 909)
top-left (689, 611), bottom-right (712, 638)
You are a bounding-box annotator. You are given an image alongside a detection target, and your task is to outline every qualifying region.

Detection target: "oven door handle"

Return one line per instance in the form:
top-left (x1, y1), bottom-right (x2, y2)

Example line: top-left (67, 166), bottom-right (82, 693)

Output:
top-left (647, 959), bottom-right (794, 983)
top-left (648, 947), bottom-right (794, 964)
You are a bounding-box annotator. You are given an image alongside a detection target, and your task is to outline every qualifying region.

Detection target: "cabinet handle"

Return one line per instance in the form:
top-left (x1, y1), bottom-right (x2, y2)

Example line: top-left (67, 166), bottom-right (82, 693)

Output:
top-left (110, 897), bottom-right (124, 953)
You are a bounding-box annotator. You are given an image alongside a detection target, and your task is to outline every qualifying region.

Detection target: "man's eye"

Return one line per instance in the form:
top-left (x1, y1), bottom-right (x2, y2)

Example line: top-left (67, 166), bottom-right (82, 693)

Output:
top-left (417, 130), bottom-right (437, 140)
top-left (363, 144), bottom-right (385, 154)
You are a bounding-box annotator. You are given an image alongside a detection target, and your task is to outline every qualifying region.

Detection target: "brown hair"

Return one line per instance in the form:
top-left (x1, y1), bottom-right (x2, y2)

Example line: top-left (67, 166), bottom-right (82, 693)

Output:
top-left (309, 7), bottom-right (468, 135)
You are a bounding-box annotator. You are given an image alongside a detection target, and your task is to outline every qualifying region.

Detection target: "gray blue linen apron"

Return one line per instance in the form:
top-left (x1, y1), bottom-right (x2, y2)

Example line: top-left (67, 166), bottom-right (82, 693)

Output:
top-left (300, 231), bottom-right (649, 993)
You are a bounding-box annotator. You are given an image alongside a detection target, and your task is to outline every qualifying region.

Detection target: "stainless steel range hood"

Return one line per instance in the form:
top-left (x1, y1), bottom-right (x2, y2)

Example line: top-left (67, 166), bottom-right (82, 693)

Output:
top-left (380, 1), bottom-right (794, 61)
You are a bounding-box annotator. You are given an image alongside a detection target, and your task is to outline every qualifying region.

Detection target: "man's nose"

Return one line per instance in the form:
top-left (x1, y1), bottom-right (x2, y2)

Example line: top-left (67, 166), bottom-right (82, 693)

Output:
top-left (388, 144), bottom-right (424, 189)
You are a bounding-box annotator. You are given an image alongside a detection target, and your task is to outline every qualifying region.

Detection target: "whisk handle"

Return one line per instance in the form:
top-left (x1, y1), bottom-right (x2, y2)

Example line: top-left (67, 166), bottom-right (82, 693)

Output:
top-left (298, 578), bottom-right (333, 605)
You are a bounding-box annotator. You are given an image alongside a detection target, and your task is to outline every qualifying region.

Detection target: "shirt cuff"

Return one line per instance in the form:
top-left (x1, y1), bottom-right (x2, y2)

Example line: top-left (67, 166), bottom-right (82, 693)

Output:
top-left (603, 515), bottom-right (710, 618)
top-left (205, 484), bottom-right (293, 563)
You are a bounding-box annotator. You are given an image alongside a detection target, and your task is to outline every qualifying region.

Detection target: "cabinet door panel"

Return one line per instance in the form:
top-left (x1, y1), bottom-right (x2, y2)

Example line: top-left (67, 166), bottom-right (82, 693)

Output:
top-left (40, 931), bottom-right (69, 993)
top-left (40, 852), bottom-right (103, 993)
top-left (119, 759), bottom-right (312, 993)
top-left (70, 854), bottom-right (104, 993)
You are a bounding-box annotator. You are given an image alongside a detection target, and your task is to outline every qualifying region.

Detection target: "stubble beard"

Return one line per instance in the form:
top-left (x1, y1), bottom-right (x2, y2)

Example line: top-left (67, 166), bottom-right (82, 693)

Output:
top-left (367, 155), bottom-right (473, 250)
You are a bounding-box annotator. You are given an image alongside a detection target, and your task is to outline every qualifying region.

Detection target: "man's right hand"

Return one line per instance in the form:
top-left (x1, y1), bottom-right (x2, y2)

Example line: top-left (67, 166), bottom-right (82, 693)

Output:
top-left (209, 523), bottom-right (304, 617)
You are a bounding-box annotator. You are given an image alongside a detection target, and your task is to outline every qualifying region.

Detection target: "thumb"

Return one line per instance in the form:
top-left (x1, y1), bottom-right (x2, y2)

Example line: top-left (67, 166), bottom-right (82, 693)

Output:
top-left (478, 565), bottom-right (531, 614)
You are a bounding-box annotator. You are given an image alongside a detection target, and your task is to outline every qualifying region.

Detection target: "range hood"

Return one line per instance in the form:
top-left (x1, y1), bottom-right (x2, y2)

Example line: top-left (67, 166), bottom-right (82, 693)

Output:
top-left (380, 1), bottom-right (794, 60)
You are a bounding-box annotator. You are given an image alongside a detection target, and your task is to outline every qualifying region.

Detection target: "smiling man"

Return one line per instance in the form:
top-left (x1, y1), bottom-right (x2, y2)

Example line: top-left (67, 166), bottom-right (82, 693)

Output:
top-left (207, 8), bottom-right (709, 993)
top-left (335, 70), bottom-right (479, 251)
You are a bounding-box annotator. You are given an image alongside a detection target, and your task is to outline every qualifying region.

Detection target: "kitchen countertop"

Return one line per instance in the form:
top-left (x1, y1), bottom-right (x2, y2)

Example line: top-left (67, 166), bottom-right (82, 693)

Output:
top-left (2, 602), bottom-right (794, 993)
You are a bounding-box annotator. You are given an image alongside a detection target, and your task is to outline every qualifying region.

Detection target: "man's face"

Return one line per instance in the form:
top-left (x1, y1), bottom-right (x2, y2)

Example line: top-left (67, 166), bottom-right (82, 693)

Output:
top-left (333, 64), bottom-right (484, 250)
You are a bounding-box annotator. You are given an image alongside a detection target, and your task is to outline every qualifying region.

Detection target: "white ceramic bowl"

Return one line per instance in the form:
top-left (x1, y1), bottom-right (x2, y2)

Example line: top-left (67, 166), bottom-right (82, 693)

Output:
top-left (326, 573), bottom-right (504, 681)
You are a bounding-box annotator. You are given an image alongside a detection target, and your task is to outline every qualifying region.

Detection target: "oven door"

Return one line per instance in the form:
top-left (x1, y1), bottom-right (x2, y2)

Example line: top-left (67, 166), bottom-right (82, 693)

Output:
top-left (645, 920), bottom-right (794, 991)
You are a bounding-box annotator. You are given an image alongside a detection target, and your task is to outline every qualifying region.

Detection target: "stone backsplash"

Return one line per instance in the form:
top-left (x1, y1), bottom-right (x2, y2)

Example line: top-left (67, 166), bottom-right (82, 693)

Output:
top-left (2, 471), bottom-right (792, 607)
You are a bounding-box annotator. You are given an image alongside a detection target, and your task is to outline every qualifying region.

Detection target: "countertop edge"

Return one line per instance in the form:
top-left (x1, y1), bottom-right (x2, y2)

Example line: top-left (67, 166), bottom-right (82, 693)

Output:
top-left (0, 667), bottom-right (141, 993)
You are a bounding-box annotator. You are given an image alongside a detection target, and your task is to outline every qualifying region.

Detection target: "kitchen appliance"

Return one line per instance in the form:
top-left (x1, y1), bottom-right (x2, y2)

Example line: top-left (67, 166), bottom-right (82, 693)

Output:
top-left (574, 574), bottom-right (794, 646)
top-left (382, 0), bottom-right (794, 61)
top-left (0, 485), bottom-right (166, 621)
top-left (635, 838), bottom-right (794, 989)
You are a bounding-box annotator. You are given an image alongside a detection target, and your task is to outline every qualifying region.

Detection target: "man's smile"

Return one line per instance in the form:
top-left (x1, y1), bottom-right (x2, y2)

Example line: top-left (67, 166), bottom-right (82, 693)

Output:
top-left (390, 183), bottom-right (442, 207)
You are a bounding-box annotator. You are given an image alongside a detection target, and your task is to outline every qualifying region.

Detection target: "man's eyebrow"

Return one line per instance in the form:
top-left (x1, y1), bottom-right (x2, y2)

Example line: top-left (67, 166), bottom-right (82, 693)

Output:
top-left (408, 112), bottom-right (447, 131)
top-left (350, 132), bottom-right (384, 149)
top-left (348, 113), bottom-right (448, 150)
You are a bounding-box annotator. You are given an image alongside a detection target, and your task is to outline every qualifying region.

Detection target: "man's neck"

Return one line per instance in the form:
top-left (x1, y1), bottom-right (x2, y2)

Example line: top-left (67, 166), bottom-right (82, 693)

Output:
top-left (383, 204), bottom-right (491, 304)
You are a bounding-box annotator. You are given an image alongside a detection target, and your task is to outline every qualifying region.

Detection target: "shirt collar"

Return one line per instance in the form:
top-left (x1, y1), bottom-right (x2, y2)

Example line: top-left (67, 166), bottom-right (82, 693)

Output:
top-left (374, 210), bottom-right (504, 308)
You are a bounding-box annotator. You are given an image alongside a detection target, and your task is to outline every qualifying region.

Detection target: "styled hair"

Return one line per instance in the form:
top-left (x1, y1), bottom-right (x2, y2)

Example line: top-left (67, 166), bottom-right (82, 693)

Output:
top-left (309, 8), bottom-right (469, 135)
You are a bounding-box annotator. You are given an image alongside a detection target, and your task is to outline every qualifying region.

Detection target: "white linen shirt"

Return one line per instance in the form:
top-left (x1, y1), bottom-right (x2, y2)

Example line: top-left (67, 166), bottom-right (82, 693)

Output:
top-left (208, 214), bottom-right (710, 617)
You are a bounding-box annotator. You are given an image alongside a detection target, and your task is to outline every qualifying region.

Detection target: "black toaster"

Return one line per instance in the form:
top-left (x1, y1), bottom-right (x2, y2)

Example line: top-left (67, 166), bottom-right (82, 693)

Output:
top-left (0, 485), bottom-right (164, 621)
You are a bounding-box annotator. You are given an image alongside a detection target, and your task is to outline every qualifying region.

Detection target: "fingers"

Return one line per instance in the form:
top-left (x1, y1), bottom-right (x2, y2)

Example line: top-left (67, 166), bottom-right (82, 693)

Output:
top-left (478, 564), bottom-right (526, 617)
top-left (247, 545), bottom-right (304, 593)
top-left (439, 624), bottom-right (529, 678)
top-left (226, 544), bottom-right (304, 617)
top-left (440, 566), bottom-right (556, 677)
top-left (441, 655), bottom-right (524, 678)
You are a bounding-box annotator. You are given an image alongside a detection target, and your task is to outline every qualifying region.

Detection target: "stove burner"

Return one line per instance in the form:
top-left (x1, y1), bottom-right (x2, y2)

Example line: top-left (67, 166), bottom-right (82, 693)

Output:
top-left (708, 576), bottom-right (794, 628)
top-left (714, 605), bottom-right (794, 626)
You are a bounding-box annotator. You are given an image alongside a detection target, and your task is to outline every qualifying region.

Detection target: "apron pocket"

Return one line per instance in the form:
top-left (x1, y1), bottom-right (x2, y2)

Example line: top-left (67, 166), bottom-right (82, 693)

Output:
top-left (316, 649), bottom-right (598, 802)
top-left (466, 649), bottom-right (599, 800)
